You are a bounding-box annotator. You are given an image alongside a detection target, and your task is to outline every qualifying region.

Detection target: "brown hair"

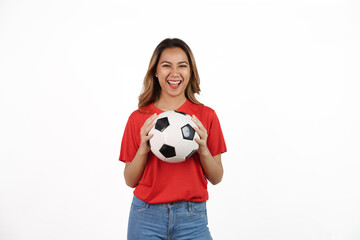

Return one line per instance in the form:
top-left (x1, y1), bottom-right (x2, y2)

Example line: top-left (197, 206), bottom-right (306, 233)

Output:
top-left (138, 38), bottom-right (202, 109)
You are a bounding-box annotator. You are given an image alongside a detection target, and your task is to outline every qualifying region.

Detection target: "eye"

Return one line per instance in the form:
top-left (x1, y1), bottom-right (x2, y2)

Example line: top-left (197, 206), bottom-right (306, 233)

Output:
top-left (162, 64), bottom-right (171, 67)
top-left (179, 64), bottom-right (188, 68)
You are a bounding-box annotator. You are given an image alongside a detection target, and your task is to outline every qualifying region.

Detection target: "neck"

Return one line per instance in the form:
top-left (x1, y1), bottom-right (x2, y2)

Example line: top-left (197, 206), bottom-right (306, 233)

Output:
top-left (155, 95), bottom-right (187, 111)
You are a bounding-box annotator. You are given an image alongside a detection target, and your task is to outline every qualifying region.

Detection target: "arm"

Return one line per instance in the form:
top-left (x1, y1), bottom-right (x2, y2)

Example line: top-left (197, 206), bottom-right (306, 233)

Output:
top-left (124, 113), bottom-right (157, 188)
top-left (192, 115), bottom-right (224, 185)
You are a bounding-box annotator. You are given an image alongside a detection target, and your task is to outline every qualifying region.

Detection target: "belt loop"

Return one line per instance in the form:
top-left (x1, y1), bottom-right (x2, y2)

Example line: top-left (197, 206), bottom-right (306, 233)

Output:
top-left (187, 201), bottom-right (191, 213)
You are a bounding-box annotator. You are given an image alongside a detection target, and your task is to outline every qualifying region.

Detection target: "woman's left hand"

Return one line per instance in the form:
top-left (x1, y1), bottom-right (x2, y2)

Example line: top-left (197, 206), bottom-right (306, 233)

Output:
top-left (192, 114), bottom-right (224, 185)
top-left (192, 115), bottom-right (209, 155)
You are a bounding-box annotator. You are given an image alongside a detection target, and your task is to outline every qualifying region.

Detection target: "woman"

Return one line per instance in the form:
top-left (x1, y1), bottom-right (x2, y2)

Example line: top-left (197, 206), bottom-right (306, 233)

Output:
top-left (119, 38), bottom-right (227, 239)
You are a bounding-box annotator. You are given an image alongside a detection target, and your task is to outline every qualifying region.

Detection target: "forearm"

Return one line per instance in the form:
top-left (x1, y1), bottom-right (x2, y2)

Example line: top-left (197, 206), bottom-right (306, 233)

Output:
top-left (124, 148), bottom-right (149, 188)
top-left (199, 149), bottom-right (223, 185)
top-left (124, 113), bottom-right (157, 188)
top-left (191, 115), bottom-right (224, 185)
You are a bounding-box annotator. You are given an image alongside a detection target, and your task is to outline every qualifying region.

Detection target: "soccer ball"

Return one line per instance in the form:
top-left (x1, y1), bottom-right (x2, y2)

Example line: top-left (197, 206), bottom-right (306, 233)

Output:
top-left (149, 110), bottom-right (199, 163)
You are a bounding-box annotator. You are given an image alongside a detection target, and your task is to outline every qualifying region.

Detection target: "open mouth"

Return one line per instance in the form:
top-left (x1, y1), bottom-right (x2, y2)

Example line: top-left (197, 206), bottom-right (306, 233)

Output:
top-left (167, 80), bottom-right (182, 89)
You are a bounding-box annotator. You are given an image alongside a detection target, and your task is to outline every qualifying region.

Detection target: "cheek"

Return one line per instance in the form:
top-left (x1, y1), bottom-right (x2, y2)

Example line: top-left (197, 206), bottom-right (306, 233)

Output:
top-left (157, 69), bottom-right (170, 79)
top-left (181, 69), bottom-right (191, 79)
top-left (185, 73), bottom-right (191, 83)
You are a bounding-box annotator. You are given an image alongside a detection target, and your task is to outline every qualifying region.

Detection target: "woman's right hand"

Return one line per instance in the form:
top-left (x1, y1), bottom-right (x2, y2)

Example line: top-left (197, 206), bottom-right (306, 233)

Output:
top-left (138, 113), bottom-right (157, 154)
top-left (124, 113), bottom-right (158, 188)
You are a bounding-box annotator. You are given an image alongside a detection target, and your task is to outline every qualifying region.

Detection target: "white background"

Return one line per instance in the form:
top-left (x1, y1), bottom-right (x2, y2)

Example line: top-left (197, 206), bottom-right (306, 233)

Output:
top-left (1, 0), bottom-right (360, 239)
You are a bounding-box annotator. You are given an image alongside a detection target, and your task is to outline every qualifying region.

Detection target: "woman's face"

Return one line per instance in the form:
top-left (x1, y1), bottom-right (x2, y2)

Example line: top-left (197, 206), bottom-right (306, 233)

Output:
top-left (155, 47), bottom-right (191, 100)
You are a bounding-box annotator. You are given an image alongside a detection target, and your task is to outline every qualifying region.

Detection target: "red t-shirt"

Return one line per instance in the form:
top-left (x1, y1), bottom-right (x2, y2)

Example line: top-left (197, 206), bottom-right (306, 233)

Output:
top-left (119, 100), bottom-right (227, 204)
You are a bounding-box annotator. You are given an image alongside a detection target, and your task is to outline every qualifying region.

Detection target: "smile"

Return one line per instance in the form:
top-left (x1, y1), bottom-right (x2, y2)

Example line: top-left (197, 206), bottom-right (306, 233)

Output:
top-left (166, 80), bottom-right (182, 89)
top-left (167, 80), bottom-right (182, 86)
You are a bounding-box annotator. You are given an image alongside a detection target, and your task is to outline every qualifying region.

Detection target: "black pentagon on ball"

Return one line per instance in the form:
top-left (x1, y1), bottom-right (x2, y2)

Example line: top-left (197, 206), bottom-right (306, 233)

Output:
top-left (181, 124), bottom-right (196, 140)
top-left (155, 117), bottom-right (170, 132)
top-left (159, 144), bottom-right (176, 158)
top-left (174, 110), bottom-right (189, 116)
top-left (186, 149), bottom-right (197, 159)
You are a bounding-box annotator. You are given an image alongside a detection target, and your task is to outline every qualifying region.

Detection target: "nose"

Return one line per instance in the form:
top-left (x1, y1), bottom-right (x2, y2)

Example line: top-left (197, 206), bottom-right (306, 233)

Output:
top-left (170, 67), bottom-right (180, 77)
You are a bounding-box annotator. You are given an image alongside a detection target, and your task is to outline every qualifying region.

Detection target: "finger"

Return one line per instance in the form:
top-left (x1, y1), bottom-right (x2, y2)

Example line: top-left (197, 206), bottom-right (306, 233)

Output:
top-left (192, 120), bottom-right (206, 136)
top-left (194, 129), bottom-right (206, 144)
top-left (191, 114), bottom-right (199, 125)
top-left (142, 123), bottom-right (155, 138)
top-left (150, 112), bottom-right (158, 120)
top-left (145, 132), bottom-right (154, 141)
top-left (142, 114), bottom-right (157, 134)
top-left (194, 137), bottom-right (201, 145)
top-left (193, 125), bottom-right (201, 136)
top-left (145, 120), bottom-right (156, 131)
top-left (194, 137), bottom-right (207, 149)
top-left (145, 113), bottom-right (158, 125)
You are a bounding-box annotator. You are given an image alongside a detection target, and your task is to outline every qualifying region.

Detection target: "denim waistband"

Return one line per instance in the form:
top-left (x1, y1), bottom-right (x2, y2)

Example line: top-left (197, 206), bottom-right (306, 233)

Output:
top-left (132, 195), bottom-right (205, 209)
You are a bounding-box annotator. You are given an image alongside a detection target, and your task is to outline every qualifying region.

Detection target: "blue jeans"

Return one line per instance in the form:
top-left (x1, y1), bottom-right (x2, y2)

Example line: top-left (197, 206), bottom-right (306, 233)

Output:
top-left (127, 195), bottom-right (213, 240)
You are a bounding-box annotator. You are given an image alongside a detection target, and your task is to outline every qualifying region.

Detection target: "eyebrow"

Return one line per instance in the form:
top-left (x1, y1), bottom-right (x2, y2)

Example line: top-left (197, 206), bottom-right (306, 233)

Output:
top-left (160, 61), bottom-right (189, 65)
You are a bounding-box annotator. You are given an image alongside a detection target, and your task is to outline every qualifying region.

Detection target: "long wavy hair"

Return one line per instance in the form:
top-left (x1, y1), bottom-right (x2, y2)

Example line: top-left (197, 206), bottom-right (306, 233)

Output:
top-left (138, 38), bottom-right (202, 109)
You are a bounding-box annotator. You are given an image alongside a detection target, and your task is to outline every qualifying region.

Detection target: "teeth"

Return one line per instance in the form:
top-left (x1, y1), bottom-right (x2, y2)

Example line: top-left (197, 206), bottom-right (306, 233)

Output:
top-left (168, 80), bottom-right (181, 85)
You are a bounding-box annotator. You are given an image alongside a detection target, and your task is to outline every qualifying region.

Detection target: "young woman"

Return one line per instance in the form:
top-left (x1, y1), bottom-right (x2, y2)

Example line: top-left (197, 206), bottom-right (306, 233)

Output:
top-left (119, 38), bottom-right (227, 240)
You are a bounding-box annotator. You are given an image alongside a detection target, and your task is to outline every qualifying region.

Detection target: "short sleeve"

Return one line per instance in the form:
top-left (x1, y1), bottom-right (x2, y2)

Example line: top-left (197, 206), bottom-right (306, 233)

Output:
top-left (206, 110), bottom-right (227, 157)
top-left (119, 113), bottom-right (140, 163)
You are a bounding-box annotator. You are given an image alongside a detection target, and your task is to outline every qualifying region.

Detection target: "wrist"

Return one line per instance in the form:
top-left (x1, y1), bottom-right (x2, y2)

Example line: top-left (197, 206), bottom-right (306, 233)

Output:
top-left (138, 144), bottom-right (150, 156)
top-left (198, 146), bottom-right (211, 159)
